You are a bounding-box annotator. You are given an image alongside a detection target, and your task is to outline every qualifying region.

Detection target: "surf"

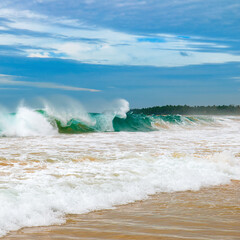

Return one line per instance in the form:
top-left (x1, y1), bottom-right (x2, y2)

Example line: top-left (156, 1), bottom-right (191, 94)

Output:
top-left (0, 99), bottom-right (220, 137)
top-left (0, 99), bottom-right (239, 237)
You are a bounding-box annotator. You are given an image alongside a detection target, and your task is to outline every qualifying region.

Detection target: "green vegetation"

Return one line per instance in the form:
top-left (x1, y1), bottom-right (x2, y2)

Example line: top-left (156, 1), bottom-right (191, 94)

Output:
top-left (131, 105), bottom-right (240, 115)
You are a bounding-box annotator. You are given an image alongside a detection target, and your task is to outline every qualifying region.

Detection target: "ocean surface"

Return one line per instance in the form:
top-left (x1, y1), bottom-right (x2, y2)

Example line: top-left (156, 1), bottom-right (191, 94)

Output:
top-left (0, 100), bottom-right (239, 238)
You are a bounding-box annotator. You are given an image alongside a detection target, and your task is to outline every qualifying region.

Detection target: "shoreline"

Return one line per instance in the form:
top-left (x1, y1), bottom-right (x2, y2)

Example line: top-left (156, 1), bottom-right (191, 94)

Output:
top-left (3, 181), bottom-right (240, 240)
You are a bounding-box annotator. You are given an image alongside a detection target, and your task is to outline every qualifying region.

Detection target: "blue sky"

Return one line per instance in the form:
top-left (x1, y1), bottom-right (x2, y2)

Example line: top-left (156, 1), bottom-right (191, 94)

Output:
top-left (0, 0), bottom-right (240, 110)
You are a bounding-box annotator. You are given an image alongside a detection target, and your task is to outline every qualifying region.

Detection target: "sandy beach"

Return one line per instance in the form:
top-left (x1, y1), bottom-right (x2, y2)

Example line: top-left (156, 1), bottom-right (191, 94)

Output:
top-left (1, 0), bottom-right (240, 238)
top-left (3, 181), bottom-right (239, 240)
top-left (0, 114), bottom-right (239, 239)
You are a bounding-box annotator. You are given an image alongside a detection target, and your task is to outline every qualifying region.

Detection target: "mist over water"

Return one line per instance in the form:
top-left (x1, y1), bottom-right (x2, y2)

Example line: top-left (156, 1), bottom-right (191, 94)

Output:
top-left (0, 98), bottom-right (130, 136)
top-left (0, 98), bottom-right (239, 237)
top-left (0, 98), bottom-right (219, 136)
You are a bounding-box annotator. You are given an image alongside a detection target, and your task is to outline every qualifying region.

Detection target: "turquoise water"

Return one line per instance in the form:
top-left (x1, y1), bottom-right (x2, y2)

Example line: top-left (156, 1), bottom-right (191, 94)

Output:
top-left (0, 108), bottom-right (213, 136)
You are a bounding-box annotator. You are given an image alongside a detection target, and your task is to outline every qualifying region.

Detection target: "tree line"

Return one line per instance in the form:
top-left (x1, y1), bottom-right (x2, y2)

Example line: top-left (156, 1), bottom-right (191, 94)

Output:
top-left (131, 105), bottom-right (240, 115)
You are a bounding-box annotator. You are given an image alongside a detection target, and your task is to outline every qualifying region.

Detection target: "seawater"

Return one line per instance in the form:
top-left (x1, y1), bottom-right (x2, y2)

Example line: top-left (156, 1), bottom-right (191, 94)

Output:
top-left (0, 100), bottom-right (239, 237)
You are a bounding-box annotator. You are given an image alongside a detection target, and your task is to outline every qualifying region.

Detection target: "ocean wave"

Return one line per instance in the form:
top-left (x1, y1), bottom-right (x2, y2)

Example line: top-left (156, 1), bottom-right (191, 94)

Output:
top-left (0, 100), bottom-right (240, 236)
top-left (0, 99), bottom-right (222, 137)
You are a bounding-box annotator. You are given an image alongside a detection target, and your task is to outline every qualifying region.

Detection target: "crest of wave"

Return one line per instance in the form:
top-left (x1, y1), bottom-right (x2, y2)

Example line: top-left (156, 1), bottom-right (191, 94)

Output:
top-left (0, 104), bottom-right (57, 137)
top-left (93, 99), bottom-right (130, 132)
top-left (41, 96), bottom-right (95, 127)
top-left (112, 99), bottom-right (130, 118)
top-left (0, 98), bottom-right (130, 136)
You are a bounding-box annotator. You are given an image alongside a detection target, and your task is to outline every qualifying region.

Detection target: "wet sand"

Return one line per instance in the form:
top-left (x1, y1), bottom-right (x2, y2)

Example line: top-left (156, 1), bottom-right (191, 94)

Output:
top-left (3, 181), bottom-right (239, 240)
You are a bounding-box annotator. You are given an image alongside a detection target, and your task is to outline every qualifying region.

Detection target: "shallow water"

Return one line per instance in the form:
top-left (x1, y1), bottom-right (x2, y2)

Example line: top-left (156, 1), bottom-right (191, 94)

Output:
top-left (0, 115), bottom-right (240, 238)
top-left (3, 182), bottom-right (240, 240)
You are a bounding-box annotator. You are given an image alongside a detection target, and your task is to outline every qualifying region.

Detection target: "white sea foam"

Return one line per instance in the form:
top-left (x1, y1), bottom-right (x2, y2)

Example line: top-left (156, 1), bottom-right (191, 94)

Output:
top-left (0, 101), bottom-right (240, 236)
top-left (0, 149), bottom-right (239, 237)
top-left (0, 106), bottom-right (57, 137)
top-left (91, 99), bottom-right (130, 132)
top-left (0, 98), bottom-right (230, 137)
top-left (112, 99), bottom-right (130, 118)
top-left (0, 98), bottom-right (130, 136)
top-left (0, 116), bottom-right (240, 236)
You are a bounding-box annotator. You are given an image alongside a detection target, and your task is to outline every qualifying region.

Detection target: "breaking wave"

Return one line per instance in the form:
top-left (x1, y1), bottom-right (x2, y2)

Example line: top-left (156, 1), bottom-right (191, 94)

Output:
top-left (0, 99), bottom-right (240, 237)
top-left (0, 99), bottom-right (217, 137)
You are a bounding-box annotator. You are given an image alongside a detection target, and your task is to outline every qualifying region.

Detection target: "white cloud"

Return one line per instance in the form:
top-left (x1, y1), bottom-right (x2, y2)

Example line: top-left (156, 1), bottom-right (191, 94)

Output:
top-left (0, 26), bottom-right (8, 30)
top-left (0, 7), bottom-right (240, 67)
top-left (0, 8), bottom-right (47, 20)
top-left (0, 74), bottom-right (100, 92)
top-left (28, 52), bottom-right (50, 58)
top-left (56, 42), bottom-right (92, 56)
top-left (232, 77), bottom-right (240, 82)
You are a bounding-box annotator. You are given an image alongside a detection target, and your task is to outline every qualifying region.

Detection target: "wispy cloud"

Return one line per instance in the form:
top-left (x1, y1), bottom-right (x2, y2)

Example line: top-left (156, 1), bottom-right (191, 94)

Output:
top-left (0, 5), bottom-right (240, 67)
top-left (0, 26), bottom-right (8, 31)
top-left (0, 74), bottom-right (100, 92)
top-left (28, 52), bottom-right (50, 58)
top-left (0, 87), bottom-right (20, 90)
top-left (232, 77), bottom-right (240, 82)
top-left (116, 1), bottom-right (146, 7)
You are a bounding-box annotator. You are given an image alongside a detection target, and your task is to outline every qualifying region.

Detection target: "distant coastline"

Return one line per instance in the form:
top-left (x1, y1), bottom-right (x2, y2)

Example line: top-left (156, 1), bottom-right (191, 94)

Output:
top-left (131, 105), bottom-right (240, 115)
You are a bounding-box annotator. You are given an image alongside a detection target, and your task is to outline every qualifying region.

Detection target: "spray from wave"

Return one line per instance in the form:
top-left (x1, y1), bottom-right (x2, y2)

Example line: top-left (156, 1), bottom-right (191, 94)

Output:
top-left (0, 98), bottom-right (218, 137)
